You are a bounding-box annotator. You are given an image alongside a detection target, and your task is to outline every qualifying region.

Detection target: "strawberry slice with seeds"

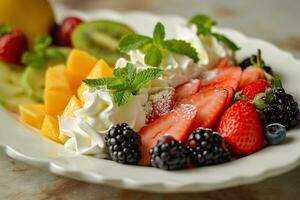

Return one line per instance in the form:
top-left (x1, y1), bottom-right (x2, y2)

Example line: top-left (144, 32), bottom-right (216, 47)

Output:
top-left (180, 88), bottom-right (229, 130)
top-left (201, 66), bottom-right (242, 91)
top-left (139, 104), bottom-right (197, 165)
top-left (145, 88), bottom-right (175, 123)
top-left (217, 100), bottom-right (264, 155)
top-left (239, 66), bottom-right (265, 90)
top-left (175, 79), bottom-right (201, 101)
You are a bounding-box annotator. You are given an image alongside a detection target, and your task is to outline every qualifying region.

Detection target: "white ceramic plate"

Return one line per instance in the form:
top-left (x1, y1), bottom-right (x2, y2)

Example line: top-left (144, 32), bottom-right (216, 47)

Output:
top-left (1, 10), bottom-right (300, 193)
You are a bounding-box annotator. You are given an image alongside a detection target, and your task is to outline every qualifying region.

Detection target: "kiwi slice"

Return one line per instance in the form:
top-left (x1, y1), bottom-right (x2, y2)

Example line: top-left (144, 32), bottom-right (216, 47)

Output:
top-left (20, 67), bottom-right (45, 103)
top-left (72, 20), bottom-right (135, 65)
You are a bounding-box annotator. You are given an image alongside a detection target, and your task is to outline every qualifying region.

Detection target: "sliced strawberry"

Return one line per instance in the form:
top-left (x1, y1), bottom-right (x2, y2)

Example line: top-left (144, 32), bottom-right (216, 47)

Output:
top-left (216, 57), bottom-right (229, 69)
top-left (180, 88), bottom-right (229, 130)
top-left (217, 100), bottom-right (264, 155)
top-left (201, 66), bottom-right (242, 91)
top-left (175, 79), bottom-right (201, 101)
top-left (239, 66), bottom-right (265, 90)
top-left (145, 88), bottom-right (175, 123)
top-left (139, 104), bottom-right (197, 165)
top-left (241, 79), bottom-right (270, 101)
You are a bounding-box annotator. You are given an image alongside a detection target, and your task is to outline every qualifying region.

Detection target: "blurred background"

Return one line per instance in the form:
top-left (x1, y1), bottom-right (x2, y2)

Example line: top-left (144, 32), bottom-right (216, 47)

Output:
top-left (54, 0), bottom-right (300, 57)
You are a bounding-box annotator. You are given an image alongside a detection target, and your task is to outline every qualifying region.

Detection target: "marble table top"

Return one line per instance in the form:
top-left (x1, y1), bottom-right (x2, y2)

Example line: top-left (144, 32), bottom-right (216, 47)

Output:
top-left (2, 0), bottom-right (300, 199)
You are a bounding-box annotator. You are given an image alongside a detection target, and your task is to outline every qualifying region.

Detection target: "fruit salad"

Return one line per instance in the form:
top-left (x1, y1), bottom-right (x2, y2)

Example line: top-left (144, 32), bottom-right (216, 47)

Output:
top-left (0, 5), bottom-right (299, 171)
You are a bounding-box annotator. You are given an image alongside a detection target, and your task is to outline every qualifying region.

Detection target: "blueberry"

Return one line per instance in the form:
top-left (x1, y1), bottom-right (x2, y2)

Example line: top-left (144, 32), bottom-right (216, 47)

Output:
top-left (265, 123), bottom-right (287, 145)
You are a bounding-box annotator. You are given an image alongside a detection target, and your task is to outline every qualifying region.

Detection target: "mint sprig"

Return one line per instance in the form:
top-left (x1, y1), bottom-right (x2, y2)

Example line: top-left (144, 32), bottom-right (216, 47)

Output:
top-left (22, 35), bottom-right (66, 69)
top-left (83, 63), bottom-right (162, 106)
top-left (0, 25), bottom-right (12, 36)
top-left (189, 14), bottom-right (239, 51)
top-left (119, 22), bottom-right (199, 67)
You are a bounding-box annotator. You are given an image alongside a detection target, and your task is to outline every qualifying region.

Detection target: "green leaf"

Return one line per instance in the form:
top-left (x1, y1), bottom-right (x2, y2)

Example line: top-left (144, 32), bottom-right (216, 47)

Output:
top-left (144, 45), bottom-right (162, 67)
top-left (163, 39), bottom-right (199, 63)
top-left (83, 77), bottom-right (115, 89)
top-left (212, 33), bottom-right (239, 51)
top-left (189, 14), bottom-right (216, 35)
top-left (153, 22), bottom-right (165, 45)
top-left (114, 63), bottom-right (137, 84)
top-left (0, 25), bottom-right (12, 36)
top-left (34, 36), bottom-right (52, 52)
top-left (132, 67), bottom-right (162, 91)
top-left (113, 90), bottom-right (132, 107)
top-left (22, 52), bottom-right (45, 69)
top-left (118, 34), bottom-right (152, 53)
top-left (45, 48), bottom-right (65, 60)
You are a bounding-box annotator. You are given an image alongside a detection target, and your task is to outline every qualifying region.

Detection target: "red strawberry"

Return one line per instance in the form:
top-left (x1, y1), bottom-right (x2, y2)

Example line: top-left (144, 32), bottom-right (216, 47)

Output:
top-left (180, 88), bottom-right (229, 130)
top-left (0, 31), bottom-right (28, 65)
top-left (139, 104), bottom-right (197, 165)
top-left (241, 79), bottom-right (270, 101)
top-left (239, 66), bottom-right (265, 90)
top-left (201, 66), bottom-right (242, 91)
top-left (55, 16), bottom-right (83, 46)
top-left (175, 79), bottom-right (201, 101)
top-left (146, 88), bottom-right (175, 123)
top-left (215, 57), bottom-right (229, 69)
top-left (217, 100), bottom-right (264, 155)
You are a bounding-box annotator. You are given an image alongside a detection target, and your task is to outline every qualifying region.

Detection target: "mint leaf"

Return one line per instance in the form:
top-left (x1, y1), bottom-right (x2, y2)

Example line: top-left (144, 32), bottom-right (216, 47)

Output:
top-left (144, 45), bottom-right (162, 67)
top-left (34, 36), bottom-right (52, 52)
top-left (45, 48), bottom-right (65, 60)
top-left (113, 91), bottom-right (132, 107)
top-left (22, 52), bottom-right (45, 69)
top-left (163, 39), bottom-right (199, 63)
top-left (119, 34), bottom-right (152, 53)
top-left (83, 77), bottom-right (115, 89)
top-left (189, 15), bottom-right (216, 35)
top-left (153, 22), bottom-right (165, 45)
top-left (114, 63), bottom-right (136, 84)
top-left (0, 25), bottom-right (12, 36)
top-left (132, 67), bottom-right (162, 91)
top-left (213, 33), bottom-right (239, 51)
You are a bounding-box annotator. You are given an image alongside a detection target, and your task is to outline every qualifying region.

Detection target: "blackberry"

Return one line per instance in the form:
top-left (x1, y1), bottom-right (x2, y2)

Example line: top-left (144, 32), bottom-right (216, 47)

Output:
top-left (150, 136), bottom-right (187, 170)
top-left (105, 123), bottom-right (141, 164)
top-left (187, 128), bottom-right (231, 166)
top-left (263, 88), bottom-right (300, 129)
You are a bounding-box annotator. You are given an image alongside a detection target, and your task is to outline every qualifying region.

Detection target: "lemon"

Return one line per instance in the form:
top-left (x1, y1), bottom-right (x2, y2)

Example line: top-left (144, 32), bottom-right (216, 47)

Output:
top-left (0, 0), bottom-right (55, 48)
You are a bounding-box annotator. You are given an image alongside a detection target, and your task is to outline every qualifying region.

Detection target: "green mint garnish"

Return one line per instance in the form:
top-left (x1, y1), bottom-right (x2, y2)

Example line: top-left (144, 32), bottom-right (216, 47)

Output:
top-left (0, 25), bottom-right (12, 36)
top-left (189, 14), bottom-right (239, 51)
top-left (83, 63), bottom-right (162, 107)
top-left (119, 22), bottom-right (199, 67)
top-left (22, 35), bottom-right (66, 69)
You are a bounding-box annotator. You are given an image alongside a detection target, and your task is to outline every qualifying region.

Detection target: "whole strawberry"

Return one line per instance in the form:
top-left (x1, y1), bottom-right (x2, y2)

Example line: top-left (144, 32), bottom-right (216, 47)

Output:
top-left (55, 16), bottom-right (83, 46)
top-left (217, 100), bottom-right (264, 155)
top-left (241, 79), bottom-right (270, 101)
top-left (0, 27), bottom-right (28, 65)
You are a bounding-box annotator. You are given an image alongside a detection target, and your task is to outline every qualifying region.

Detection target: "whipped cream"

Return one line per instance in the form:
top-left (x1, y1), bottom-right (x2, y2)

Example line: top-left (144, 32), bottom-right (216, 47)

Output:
top-left (59, 116), bottom-right (107, 157)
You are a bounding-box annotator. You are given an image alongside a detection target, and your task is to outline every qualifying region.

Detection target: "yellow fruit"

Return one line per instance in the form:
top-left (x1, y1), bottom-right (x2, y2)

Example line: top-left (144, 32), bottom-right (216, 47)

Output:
top-left (19, 104), bottom-right (45, 129)
top-left (41, 115), bottom-right (64, 143)
top-left (44, 65), bottom-right (73, 116)
top-left (77, 60), bottom-right (113, 102)
top-left (62, 96), bottom-right (82, 117)
top-left (0, 0), bottom-right (55, 47)
top-left (45, 65), bottom-right (70, 91)
top-left (66, 49), bottom-right (98, 91)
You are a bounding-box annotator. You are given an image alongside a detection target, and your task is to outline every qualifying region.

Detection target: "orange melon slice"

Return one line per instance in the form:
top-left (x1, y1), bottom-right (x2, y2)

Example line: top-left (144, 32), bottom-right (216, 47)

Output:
top-left (41, 115), bottom-right (64, 143)
top-left (62, 95), bottom-right (82, 117)
top-left (19, 104), bottom-right (45, 129)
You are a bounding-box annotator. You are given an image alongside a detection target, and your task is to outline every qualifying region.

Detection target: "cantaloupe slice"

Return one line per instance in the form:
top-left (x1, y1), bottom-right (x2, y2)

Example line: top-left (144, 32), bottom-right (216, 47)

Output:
top-left (62, 95), bottom-right (81, 117)
top-left (66, 49), bottom-right (98, 91)
top-left (44, 65), bottom-right (73, 116)
top-left (19, 104), bottom-right (45, 129)
top-left (41, 115), bottom-right (63, 143)
top-left (77, 59), bottom-right (113, 103)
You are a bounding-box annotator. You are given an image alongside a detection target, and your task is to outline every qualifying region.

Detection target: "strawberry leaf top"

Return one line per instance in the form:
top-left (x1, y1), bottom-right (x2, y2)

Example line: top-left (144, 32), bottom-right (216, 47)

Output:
top-left (119, 22), bottom-right (199, 67)
top-left (83, 63), bottom-right (162, 107)
top-left (0, 25), bottom-right (12, 36)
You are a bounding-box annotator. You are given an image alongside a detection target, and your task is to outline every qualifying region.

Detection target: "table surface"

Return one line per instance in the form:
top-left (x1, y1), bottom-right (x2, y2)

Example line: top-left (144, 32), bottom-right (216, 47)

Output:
top-left (2, 0), bottom-right (300, 199)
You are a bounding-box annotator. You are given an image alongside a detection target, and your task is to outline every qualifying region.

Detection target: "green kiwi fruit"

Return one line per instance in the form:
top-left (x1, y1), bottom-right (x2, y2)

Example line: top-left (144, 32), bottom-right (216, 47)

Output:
top-left (72, 20), bottom-right (135, 65)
